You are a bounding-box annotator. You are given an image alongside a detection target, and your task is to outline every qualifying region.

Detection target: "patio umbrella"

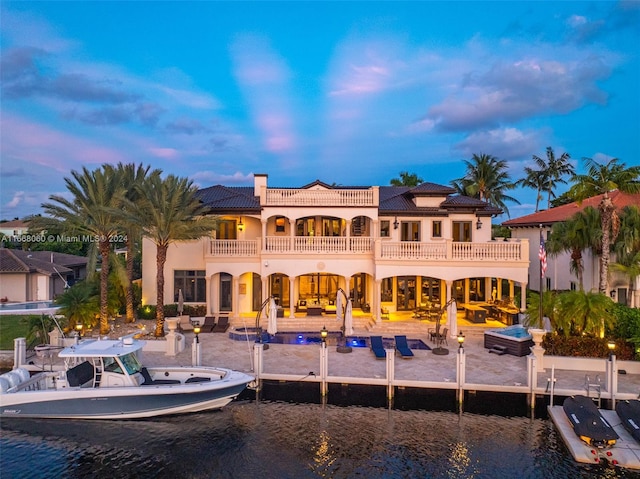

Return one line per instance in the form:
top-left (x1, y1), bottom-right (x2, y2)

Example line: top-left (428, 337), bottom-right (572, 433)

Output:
top-left (267, 297), bottom-right (278, 335)
top-left (447, 299), bottom-right (458, 339)
top-left (177, 289), bottom-right (184, 316)
top-left (344, 299), bottom-right (354, 336)
top-left (336, 292), bottom-right (343, 323)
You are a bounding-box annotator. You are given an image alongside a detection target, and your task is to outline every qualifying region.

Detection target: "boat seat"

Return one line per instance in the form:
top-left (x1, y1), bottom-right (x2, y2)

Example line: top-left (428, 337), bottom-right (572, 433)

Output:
top-left (140, 367), bottom-right (180, 385)
top-left (67, 361), bottom-right (95, 387)
top-left (185, 376), bottom-right (211, 383)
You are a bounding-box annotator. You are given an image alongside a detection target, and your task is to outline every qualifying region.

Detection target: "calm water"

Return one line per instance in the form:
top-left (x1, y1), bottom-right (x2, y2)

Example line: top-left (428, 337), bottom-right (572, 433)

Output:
top-left (1, 393), bottom-right (639, 479)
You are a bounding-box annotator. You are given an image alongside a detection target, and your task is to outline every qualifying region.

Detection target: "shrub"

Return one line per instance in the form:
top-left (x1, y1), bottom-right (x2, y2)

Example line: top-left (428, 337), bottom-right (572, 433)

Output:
top-left (542, 333), bottom-right (635, 360)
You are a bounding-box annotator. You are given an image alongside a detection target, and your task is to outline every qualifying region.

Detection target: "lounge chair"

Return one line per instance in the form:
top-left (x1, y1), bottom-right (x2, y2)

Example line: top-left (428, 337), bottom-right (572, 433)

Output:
top-left (212, 316), bottom-right (230, 333)
top-left (178, 315), bottom-right (193, 332)
top-left (394, 335), bottom-right (414, 358)
top-left (370, 335), bottom-right (386, 359)
top-left (200, 316), bottom-right (216, 333)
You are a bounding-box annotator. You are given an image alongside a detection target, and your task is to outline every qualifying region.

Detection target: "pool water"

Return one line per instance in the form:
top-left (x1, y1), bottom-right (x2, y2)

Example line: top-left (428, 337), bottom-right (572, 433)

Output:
top-left (490, 325), bottom-right (532, 339)
top-left (0, 301), bottom-right (56, 310)
top-left (229, 329), bottom-right (430, 350)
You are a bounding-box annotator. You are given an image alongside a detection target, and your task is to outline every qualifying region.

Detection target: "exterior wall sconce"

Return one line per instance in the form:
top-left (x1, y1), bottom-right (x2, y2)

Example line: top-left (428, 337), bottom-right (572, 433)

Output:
top-left (610, 290), bottom-right (616, 299)
top-left (393, 217), bottom-right (399, 229)
top-left (457, 331), bottom-right (465, 349)
top-left (476, 218), bottom-right (482, 230)
top-left (238, 217), bottom-right (244, 232)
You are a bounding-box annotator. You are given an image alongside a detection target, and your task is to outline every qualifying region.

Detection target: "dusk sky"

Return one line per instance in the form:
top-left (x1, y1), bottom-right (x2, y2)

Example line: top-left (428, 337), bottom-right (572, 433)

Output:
top-left (1, 1), bottom-right (639, 223)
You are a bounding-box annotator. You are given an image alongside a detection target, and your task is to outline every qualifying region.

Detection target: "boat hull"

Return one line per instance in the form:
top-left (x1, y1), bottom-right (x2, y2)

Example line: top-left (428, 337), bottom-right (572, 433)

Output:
top-left (0, 370), bottom-right (252, 419)
top-left (563, 395), bottom-right (618, 448)
top-left (616, 399), bottom-right (640, 443)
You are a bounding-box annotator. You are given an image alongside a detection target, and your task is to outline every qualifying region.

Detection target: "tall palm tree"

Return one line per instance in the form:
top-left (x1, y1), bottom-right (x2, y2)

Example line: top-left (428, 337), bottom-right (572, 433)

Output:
top-left (451, 153), bottom-right (520, 217)
top-left (533, 146), bottom-right (574, 210)
top-left (41, 166), bottom-right (125, 334)
top-left (107, 162), bottom-right (157, 323)
top-left (546, 207), bottom-right (600, 290)
top-left (390, 171), bottom-right (423, 187)
top-left (568, 158), bottom-right (640, 293)
top-left (517, 166), bottom-right (547, 212)
top-left (134, 173), bottom-right (218, 336)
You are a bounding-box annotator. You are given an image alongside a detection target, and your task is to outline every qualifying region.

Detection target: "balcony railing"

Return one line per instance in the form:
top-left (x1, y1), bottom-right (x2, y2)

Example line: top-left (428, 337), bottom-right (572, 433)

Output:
top-left (208, 238), bottom-right (527, 262)
top-left (265, 236), bottom-right (374, 253)
top-left (209, 240), bottom-right (258, 256)
top-left (380, 242), bottom-right (446, 260)
top-left (264, 188), bottom-right (376, 206)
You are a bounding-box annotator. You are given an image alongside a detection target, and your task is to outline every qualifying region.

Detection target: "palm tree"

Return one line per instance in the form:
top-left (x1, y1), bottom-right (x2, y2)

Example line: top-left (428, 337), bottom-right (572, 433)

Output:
top-left (107, 162), bottom-right (156, 323)
top-left (54, 280), bottom-right (100, 331)
top-left (523, 290), bottom-right (557, 329)
top-left (555, 290), bottom-right (616, 338)
top-left (546, 207), bottom-right (601, 290)
top-left (451, 153), bottom-right (520, 217)
top-left (134, 173), bottom-right (218, 336)
top-left (390, 171), bottom-right (423, 187)
top-left (568, 158), bottom-right (640, 293)
top-left (518, 167), bottom-right (547, 212)
top-left (41, 166), bottom-right (125, 334)
top-left (533, 147), bottom-right (574, 209)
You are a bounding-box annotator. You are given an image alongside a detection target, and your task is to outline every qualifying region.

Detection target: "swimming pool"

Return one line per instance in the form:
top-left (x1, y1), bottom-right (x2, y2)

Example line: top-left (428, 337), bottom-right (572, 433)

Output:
top-left (229, 328), bottom-right (430, 350)
top-left (0, 301), bottom-right (59, 315)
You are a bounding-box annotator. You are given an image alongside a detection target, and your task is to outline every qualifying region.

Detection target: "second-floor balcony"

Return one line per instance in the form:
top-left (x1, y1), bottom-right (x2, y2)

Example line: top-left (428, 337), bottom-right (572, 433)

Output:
top-left (207, 238), bottom-right (528, 262)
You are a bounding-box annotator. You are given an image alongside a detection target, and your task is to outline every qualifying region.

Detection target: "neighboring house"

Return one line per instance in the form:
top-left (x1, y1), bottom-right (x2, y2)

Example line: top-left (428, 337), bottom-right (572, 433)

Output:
top-left (0, 219), bottom-right (31, 239)
top-left (0, 248), bottom-right (88, 302)
top-left (503, 191), bottom-right (640, 307)
top-left (141, 174), bottom-right (531, 323)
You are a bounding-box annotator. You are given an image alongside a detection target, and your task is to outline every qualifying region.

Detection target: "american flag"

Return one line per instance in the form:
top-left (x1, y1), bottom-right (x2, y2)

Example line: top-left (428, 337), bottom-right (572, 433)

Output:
top-left (539, 233), bottom-right (547, 278)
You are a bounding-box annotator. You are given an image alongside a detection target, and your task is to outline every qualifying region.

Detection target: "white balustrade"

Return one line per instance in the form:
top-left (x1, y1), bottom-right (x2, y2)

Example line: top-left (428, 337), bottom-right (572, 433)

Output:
top-left (265, 188), bottom-right (375, 206)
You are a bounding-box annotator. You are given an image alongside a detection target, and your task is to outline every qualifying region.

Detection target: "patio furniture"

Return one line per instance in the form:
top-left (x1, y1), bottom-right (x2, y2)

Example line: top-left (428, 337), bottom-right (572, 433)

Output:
top-left (394, 335), bottom-right (414, 359)
top-left (434, 327), bottom-right (448, 347)
top-left (370, 336), bottom-right (386, 359)
top-left (178, 315), bottom-right (193, 332)
top-left (200, 316), bottom-right (216, 333)
top-left (428, 323), bottom-right (440, 343)
top-left (212, 316), bottom-right (230, 333)
top-left (296, 300), bottom-right (308, 313)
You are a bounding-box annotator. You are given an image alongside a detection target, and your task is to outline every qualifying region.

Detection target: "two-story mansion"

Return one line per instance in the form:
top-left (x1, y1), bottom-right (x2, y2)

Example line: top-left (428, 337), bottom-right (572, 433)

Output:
top-left (141, 174), bottom-right (530, 324)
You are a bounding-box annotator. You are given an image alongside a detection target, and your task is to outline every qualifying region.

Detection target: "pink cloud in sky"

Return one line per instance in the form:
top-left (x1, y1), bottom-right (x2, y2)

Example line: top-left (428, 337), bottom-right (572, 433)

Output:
top-left (147, 147), bottom-right (180, 160)
top-left (1, 113), bottom-right (128, 172)
top-left (231, 35), bottom-right (298, 156)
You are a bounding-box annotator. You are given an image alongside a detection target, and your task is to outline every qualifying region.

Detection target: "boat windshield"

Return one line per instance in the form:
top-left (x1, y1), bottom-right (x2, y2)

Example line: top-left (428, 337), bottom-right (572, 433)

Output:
top-left (119, 352), bottom-right (142, 375)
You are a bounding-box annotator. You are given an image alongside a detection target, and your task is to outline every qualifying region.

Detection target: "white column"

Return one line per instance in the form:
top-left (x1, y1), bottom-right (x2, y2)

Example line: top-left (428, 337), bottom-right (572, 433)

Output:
top-left (232, 275), bottom-right (240, 319)
top-left (261, 219), bottom-right (267, 250)
top-left (374, 279), bottom-right (382, 324)
top-left (289, 275), bottom-right (296, 319)
top-left (519, 282), bottom-right (527, 311)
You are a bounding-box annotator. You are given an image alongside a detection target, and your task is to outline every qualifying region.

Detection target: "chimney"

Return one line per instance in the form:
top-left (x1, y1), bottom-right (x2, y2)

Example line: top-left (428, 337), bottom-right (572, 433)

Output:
top-left (254, 173), bottom-right (268, 197)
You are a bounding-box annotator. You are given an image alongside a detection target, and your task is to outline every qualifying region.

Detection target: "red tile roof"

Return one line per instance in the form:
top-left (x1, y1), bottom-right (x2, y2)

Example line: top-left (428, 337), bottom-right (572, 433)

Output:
top-left (503, 191), bottom-right (640, 227)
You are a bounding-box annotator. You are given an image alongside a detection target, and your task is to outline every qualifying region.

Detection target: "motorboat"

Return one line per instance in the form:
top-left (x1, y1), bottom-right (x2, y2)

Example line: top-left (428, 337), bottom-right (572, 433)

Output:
top-left (616, 399), bottom-right (640, 443)
top-left (0, 336), bottom-right (254, 419)
top-left (563, 395), bottom-right (618, 448)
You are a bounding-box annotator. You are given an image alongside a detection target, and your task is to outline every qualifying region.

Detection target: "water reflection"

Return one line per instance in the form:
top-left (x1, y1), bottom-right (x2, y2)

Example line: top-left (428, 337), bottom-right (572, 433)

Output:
top-left (1, 400), bottom-right (637, 479)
